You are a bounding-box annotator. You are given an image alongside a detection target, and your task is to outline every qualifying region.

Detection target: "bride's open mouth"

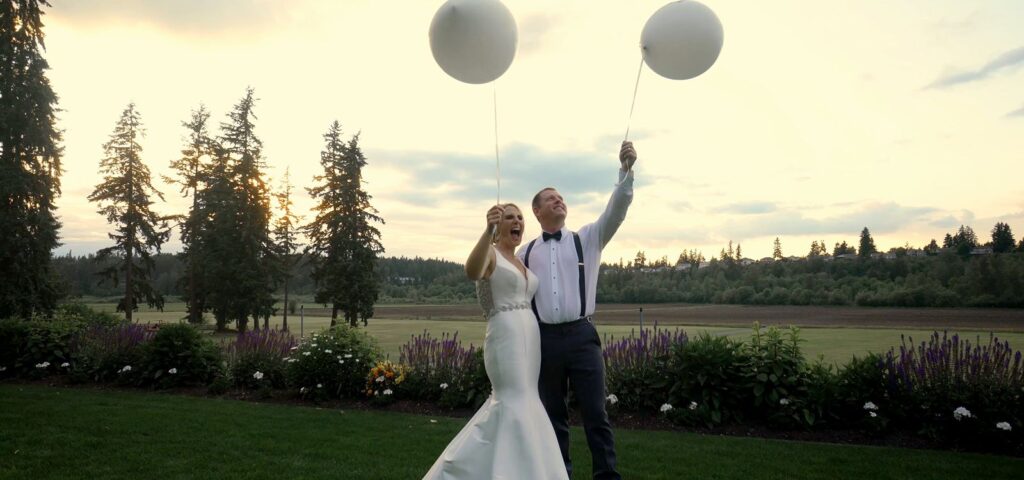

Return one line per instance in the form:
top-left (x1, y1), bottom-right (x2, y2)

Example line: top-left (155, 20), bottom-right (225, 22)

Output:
top-left (509, 226), bottom-right (522, 242)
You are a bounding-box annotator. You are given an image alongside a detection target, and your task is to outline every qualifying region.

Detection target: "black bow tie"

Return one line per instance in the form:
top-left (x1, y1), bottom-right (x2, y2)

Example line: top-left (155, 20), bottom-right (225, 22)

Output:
top-left (542, 231), bottom-right (562, 242)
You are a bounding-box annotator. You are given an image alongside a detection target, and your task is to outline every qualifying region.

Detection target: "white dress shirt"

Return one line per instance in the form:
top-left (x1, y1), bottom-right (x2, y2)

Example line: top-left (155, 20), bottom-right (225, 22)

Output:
top-left (517, 169), bottom-right (634, 324)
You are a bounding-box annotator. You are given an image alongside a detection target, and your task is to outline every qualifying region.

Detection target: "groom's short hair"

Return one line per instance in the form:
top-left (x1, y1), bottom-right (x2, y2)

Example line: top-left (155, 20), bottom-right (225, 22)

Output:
top-left (532, 187), bottom-right (557, 210)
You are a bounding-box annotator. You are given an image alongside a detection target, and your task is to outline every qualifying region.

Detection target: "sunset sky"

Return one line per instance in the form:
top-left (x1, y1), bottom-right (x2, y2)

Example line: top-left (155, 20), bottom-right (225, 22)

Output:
top-left (42, 0), bottom-right (1024, 263)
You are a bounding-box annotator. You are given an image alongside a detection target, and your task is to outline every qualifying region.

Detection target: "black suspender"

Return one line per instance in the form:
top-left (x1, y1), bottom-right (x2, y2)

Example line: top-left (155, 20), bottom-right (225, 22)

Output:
top-left (524, 232), bottom-right (587, 322)
top-left (524, 239), bottom-right (540, 321)
top-left (572, 232), bottom-right (586, 318)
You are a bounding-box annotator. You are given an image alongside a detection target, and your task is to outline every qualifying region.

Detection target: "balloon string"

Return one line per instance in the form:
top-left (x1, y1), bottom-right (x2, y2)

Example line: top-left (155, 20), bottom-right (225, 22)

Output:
top-left (624, 52), bottom-right (646, 141)
top-left (494, 83), bottom-right (500, 205)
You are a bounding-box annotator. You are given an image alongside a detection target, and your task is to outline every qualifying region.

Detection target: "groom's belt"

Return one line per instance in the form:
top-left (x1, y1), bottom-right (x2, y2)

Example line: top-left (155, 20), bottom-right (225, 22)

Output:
top-left (538, 316), bottom-right (593, 331)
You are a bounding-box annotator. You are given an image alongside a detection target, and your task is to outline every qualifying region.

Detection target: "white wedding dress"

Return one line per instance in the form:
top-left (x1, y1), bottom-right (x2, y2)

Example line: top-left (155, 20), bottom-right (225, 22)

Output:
top-left (424, 249), bottom-right (569, 480)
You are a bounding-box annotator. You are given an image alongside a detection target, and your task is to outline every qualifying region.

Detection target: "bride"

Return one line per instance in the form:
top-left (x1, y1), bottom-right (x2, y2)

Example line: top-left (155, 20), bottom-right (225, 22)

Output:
top-left (423, 203), bottom-right (568, 480)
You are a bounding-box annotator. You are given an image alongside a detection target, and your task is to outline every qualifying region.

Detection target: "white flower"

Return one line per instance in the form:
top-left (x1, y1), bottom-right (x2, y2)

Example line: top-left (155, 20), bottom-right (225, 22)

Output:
top-left (317, 383), bottom-right (323, 388)
top-left (660, 403), bottom-right (674, 413)
top-left (383, 389), bottom-right (393, 396)
top-left (779, 398), bottom-right (790, 406)
top-left (869, 412), bottom-right (878, 418)
top-left (287, 358), bottom-right (297, 363)
top-left (168, 368), bottom-right (178, 375)
top-left (606, 394), bottom-right (618, 405)
top-left (302, 351), bottom-right (311, 356)
top-left (440, 383), bottom-right (449, 390)
top-left (324, 349), bottom-right (332, 354)
top-left (996, 422), bottom-right (1012, 432)
top-left (688, 401), bottom-right (698, 411)
top-left (430, 419), bottom-right (437, 424)
top-left (0, 366), bottom-right (6, 372)
top-left (355, 359), bottom-right (360, 363)
top-left (120, 365), bottom-right (132, 373)
top-left (253, 371), bottom-right (264, 380)
top-left (311, 344), bottom-right (318, 348)
top-left (60, 362), bottom-right (70, 368)
top-left (300, 387), bottom-right (309, 394)
top-left (375, 376), bottom-right (385, 383)
top-left (339, 360), bottom-right (344, 364)
top-left (953, 406), bottom-right (972, 421)
top-left (35, 362), bottom-right (50, 369)
top-left (344, 354), bottom-right (352, 358)
top-left (290, 346), bottom-right (298, 351)
top-left (863, 401), bottom-right (878, 411)
top-left (283, 357), bottom-right (291, 362)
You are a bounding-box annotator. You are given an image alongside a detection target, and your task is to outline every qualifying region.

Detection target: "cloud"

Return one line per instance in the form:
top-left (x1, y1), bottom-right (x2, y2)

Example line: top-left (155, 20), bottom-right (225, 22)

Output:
top-left (716, 201), bottom-right (777, 215)
top-left (518, 13), bottom-right (559, 56)
top-left (48, 0), bottom-right (291, 36)
top-left (369, 143), bottom-right (621, 208)
top-left (1007, 104), bottom-right (1024, 118)
top-left (926, 46), bottom-right (1024, 89)
top-left (720, 202), bottom-right (942, 238)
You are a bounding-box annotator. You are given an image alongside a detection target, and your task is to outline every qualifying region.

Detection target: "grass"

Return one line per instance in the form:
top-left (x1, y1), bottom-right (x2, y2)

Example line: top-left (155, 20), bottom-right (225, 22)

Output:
top-left (1, 384), bottom-right (1021, 479)
top-left (81, 301), bottom-right (1024, 366)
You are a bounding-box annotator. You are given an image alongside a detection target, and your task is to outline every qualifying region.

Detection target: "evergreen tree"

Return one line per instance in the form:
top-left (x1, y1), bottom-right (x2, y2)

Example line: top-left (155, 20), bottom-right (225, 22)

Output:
top-left (272, 167), bottom-right (302, 332)
top-left (991, 222), bottom-right (1015, 253)
top-left (165, 105), bottom-right (212, 324)
top-left (808, 240), bottom-right (823, 257)
top-left (833, 241), bottom-right (856, 256)
top-left (924, 239), bottom-right (940, 255)
top-left (196, 88), bottom-right (276, 332)
top-left (942, 233), bottom-right (954, 249)
top-left (306, 122), bottom-right (384, 327)
top-left (735, 243), bottom-right (742, 261)
top-left (952, 225), bottom-right (978, 256)
top-left (772, 237), bottom-right (783, 260)
top-left (87, 103), bottom-right (170, 320)
top-left (0, 0), bottom-right (64, 318)
top-left (858, 227), bottom-right (877, 258)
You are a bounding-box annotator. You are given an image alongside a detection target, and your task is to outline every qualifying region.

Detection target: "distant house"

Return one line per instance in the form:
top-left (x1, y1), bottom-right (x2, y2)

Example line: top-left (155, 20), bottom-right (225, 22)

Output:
top-left (759, 257), bottom-right (774, 263)
top-left (907, 249), bottom-right (926, 257)
top-left (674, 263), bottom-right (692, 271)
top-left (835, 253), bottom-right (857, 260)
top-left (971, 247), bottom-right (994, 255)
top-left (697, 261), bottom-right (711, 270)
top-left (785, 255), bottom-right (801, 262)
top-left (883, 252), bottom-right (897, 260)
top-left (739, 258), bottom-right (755, 266)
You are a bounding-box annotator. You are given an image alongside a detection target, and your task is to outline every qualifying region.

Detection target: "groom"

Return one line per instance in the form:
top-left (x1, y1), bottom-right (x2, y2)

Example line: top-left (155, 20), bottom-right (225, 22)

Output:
top-left (518, 141), bottom-right (636, 480)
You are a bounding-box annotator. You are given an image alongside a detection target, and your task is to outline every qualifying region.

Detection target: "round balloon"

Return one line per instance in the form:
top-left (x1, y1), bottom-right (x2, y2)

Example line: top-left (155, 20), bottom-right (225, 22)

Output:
top-left (429, 0), bottom-right (518, 84)
top-left (640, 1), bottom-right (723, 80)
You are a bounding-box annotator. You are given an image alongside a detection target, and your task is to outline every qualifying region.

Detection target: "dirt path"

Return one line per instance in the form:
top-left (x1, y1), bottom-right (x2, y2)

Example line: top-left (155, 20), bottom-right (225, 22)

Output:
top-left (354, 303), bottom-right (1024, 331)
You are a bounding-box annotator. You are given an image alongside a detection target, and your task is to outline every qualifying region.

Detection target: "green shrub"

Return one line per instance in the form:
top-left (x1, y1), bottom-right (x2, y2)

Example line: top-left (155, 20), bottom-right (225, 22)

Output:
top-left (439, 347), bottom-right (490, 409)
top-left (0, 319), bottom-right (31, 378)
top-left (139, 323), bottom-right (223, 388)
top-left (666, 332), bottom-right (747, 427)
top-left (227, 329), bottom-right (296, 390)
top-left (741, 324), bottom-right (810, 428)
top-left (835, 353), bottom-right (888, 429)
top-left (286, 326), bottom-right (379, 401)
top-left (73, 323), bottom-right (152, 385)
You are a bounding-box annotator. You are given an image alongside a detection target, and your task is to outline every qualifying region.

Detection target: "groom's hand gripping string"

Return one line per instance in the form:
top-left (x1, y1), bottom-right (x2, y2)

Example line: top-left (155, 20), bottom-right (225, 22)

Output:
top-left (620, 141), bottom-right (637, 172)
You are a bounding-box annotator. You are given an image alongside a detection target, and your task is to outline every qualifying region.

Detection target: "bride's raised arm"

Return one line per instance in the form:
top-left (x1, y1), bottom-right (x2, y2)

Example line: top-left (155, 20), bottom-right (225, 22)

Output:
top-left (465, 205), bottom-right (503, 280)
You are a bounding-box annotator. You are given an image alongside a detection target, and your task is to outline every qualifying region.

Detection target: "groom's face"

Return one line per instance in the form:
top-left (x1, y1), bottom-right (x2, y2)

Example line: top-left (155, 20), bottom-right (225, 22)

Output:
top-left (533, 188), bottom-right (567, 225)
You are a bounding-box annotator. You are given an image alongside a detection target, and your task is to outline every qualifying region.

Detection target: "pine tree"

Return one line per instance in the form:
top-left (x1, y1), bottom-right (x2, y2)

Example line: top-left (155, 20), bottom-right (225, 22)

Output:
top-left (0, 0), bottom-right (64, 318)
top-left (165, 105), bottom-right (212, 324)
top-left (194, 89), bottom-right (276, 332)
top-left (735, 243), bottom-right (742, 261)
top-left (772, 237), bottom-right (783, 260)
top-left (306, 122), bottom-right (384, 327)
top-left (87, 103), bottom-right (170, 320)
top-left (990, 222), bottom-right (1015, 253)
top-left (858, 227), bottom-right (877, 258)
top-left (272, 167), bottom-right (302, 332)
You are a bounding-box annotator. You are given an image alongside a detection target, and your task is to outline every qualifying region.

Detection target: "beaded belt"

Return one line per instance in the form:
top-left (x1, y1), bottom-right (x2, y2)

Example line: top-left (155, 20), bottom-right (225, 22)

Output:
top-left (484, 301), bottom-right (532, 319)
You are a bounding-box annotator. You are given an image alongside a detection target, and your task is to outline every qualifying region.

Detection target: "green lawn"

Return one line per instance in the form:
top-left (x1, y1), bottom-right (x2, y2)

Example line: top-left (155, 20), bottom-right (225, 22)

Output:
top-left (1, 384), bottom-right (1021, 479)
top-left (82, 301), bottom-right (1024, 366)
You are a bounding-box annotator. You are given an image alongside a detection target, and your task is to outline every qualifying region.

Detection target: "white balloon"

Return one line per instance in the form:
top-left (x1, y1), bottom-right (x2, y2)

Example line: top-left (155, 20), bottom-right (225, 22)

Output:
top-left (640, 1), bottom-right (724, 80)
top-left (429, 0), bottom-right (518, 85)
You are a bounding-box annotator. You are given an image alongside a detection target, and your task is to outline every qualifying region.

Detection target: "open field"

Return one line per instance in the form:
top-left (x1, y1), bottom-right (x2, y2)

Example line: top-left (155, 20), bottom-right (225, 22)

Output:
top-left (2, 384), bottom-right (1022, 480)
top-left (80, 301), bottom-right (1024, 366)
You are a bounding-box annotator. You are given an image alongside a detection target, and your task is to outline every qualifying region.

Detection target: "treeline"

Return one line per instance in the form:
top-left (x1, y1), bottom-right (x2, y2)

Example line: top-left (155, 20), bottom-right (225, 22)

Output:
top-left (598, 252), bottom-right (1024, 308)
top-left (53, 254), bottom-right (474, 305)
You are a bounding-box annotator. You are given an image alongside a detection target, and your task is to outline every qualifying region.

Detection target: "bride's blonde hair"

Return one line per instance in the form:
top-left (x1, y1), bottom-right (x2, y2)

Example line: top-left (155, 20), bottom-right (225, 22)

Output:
top-left (491, 203), bottom-right (523, 245)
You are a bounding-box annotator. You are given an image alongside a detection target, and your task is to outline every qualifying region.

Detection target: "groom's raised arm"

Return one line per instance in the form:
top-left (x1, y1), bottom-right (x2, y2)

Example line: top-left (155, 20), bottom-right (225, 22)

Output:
top-left (586, 141), bottom-right (636, 250)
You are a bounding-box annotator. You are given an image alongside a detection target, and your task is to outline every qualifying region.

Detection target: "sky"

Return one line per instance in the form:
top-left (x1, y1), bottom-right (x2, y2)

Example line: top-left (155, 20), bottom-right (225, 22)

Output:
top-left (40, 0), bottom-right (1024, 263)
